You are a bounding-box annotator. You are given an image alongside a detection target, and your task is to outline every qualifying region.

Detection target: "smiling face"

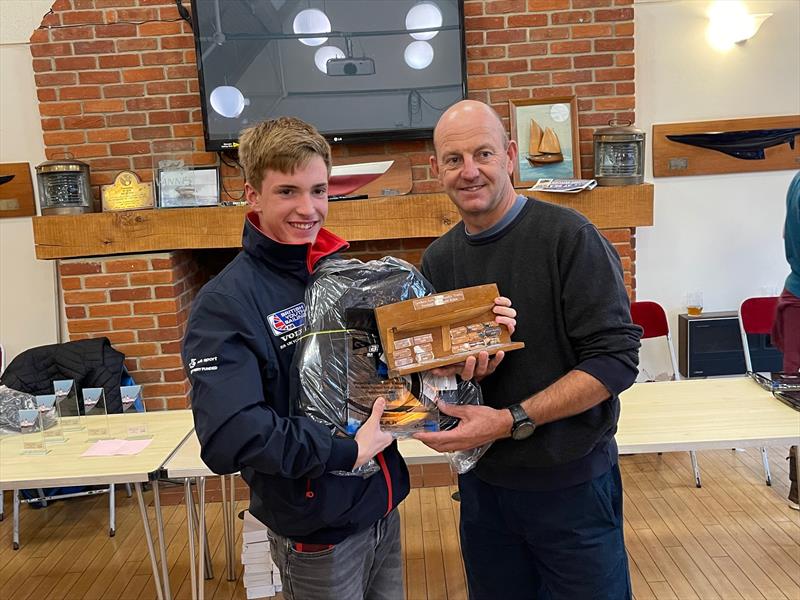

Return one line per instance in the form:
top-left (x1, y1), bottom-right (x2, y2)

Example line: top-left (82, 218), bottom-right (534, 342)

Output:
top-left (244, 155), bottom-right (329, 245)
top-left (430, 100), bottom-right (518, 233)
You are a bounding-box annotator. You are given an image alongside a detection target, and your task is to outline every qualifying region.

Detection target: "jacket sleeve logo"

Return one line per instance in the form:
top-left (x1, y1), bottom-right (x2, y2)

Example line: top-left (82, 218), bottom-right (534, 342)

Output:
top-left (188, 356), bottom-right (218, 374)
top-left (268, 302), bottom-right (306, 336)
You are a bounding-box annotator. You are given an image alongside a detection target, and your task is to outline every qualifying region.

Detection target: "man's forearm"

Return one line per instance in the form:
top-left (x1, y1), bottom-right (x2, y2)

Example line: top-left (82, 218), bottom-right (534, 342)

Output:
top-left (520, 370), bottom-right (611, 426)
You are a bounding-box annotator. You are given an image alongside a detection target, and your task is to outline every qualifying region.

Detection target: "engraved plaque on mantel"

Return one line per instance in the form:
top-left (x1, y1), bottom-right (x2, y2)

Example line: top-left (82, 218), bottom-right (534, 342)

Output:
top-left (101, 171), bottom-right (155, 212)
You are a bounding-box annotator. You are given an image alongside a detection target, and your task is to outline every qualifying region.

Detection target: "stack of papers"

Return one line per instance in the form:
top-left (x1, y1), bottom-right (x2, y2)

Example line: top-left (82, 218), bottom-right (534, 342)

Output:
top-left (241, 511), bottom-right (282, 599)
top-left (528, 178), bottom-right (598, 193)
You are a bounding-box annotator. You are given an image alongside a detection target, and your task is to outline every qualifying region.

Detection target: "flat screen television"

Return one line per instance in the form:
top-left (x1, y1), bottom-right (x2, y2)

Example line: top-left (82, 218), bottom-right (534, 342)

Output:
top-left (190, 0), bottom-right (467, 151)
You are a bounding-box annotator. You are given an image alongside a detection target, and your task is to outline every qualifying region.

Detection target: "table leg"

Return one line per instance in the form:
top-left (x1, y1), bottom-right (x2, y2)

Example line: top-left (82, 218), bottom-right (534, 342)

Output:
top-left (185, 479), bottom-right (198, 600)
top-left (198, 477), bottom-right (206, 600)
top-left (0, 489), bottom-right (4, 521)
top-left (228, 475), bottom-right (236, 581)
top-left (12, 490), bottom-right (20, 550)
top-left (134, 482), bottom-right (165, 600)
top-left (189, 478), bottom-right (214, 579)
top-left (152, 480), bottom-right (173, 600)
top-left (760, 447), bottom-right (772, 486)
top-left (690, 451), bottom-right (702, 488)
top-left (109, 483), bottom-right (116, 537)
top-left (220, 475), bottom-right (235, 582)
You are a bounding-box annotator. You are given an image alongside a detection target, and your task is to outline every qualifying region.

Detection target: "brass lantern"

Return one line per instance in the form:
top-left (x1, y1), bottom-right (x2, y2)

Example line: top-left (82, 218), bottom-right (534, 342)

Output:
top-left (35, 157), bottom-right (94, 215)
top-left (593, 120), bottom-right (645, 186)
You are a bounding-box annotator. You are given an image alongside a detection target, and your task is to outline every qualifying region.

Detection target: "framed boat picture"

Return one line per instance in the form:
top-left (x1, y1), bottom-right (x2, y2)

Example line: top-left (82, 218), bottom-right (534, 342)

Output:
top-left (509, 96), bottom-right (580, 187)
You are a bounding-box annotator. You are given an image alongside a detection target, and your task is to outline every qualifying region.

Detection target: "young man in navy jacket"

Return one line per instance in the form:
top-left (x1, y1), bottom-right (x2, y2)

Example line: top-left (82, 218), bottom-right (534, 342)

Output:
top-left (183, 117), bottom-right (407, 599)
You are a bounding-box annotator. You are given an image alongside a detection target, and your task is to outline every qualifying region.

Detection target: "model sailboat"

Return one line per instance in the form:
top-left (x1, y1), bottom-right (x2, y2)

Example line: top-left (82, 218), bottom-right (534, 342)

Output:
top-left (527, 119), bottom-right (563, 166)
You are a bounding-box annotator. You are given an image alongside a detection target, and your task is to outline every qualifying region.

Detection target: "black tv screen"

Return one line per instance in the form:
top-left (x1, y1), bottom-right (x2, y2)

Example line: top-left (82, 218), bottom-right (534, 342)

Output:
top-left (191, 0), bottom-right (467, 151)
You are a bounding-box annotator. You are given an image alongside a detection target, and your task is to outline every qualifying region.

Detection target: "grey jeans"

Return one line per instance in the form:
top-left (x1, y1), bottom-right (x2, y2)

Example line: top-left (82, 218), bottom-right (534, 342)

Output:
top-left (269, 509), bottom-right (404, 600)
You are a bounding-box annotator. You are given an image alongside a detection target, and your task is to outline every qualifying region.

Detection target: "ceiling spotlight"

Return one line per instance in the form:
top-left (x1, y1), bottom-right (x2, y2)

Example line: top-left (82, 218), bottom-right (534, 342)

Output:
top-left (209, 85), bottom-right (249, 118)
top-left (406, 2), bottom-right (442, 41)
top-left (404, 41), bottom-right (434, 70)
top-left (293, 8), bottom-right (331, 47)
top-left (314, 45), bottom-right (345, 73)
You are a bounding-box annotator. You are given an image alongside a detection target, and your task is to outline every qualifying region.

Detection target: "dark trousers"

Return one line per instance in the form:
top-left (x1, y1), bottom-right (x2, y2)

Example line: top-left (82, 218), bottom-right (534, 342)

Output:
top-left (458, 464), bottom-right (632, 600)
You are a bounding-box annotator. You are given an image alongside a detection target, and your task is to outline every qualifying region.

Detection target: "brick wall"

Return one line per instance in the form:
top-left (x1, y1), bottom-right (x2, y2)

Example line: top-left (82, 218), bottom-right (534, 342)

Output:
top-left (35, 0), bottom-right (638, 407)
top-left (30, 0), bottom-right (635, 194)
top-left (59, 251), bottom-right (201, 410)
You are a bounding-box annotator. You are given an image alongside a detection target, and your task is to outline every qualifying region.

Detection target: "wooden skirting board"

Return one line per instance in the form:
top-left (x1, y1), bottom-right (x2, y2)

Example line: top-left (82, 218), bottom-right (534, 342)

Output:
top-left (653, 115), bottom-right (800, 177)
top-left (31, 184), bottom-right (654, 260)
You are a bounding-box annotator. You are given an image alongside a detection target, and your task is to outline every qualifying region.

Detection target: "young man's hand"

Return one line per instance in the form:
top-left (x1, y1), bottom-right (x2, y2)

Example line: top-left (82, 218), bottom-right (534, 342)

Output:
top-left (353, 397), bottom-right (394, 469)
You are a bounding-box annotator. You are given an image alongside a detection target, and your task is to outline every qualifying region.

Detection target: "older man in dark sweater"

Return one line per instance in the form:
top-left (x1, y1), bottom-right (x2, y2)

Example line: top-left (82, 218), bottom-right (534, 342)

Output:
top-left (415, 100), bottom-right (642, 599)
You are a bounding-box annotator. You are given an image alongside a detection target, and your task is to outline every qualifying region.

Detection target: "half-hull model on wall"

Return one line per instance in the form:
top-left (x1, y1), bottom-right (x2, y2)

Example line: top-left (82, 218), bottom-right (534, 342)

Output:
top-left (653, 115), bottom-right (800, 177)
top-left (666, 128), bottom-right (800, 160)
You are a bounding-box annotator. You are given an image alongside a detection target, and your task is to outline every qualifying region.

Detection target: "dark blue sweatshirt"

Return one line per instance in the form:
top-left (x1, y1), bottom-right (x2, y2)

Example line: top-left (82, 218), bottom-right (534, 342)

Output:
top-left (422, 198), bottom-right (641, 491)
top-left (183, 213), bottom-right (409, 543)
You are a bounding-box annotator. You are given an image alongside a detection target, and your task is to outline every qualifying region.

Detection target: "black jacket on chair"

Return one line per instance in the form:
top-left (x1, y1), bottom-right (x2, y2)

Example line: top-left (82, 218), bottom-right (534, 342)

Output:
top-left (0, 337), bottom-right (126, 413)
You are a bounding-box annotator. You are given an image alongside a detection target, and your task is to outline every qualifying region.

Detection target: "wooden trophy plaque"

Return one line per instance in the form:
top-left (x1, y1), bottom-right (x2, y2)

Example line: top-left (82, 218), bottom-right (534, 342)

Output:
top-left (374, 283), bottom-right (525, 378)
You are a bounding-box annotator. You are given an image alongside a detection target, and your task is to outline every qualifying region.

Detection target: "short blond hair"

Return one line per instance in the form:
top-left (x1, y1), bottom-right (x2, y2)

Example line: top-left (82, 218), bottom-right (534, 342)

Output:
top-left (238, 117), bottom-right (331, 191)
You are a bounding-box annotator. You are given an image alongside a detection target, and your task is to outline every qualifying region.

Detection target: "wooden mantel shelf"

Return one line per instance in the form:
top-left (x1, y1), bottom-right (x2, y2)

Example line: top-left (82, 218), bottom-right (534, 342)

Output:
top-left (32, 184), bottom-right (653, 260)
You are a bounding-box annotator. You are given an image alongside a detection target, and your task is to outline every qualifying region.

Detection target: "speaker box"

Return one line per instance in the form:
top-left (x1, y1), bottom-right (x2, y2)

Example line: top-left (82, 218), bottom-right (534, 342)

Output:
top-left (678, 311), bottom-right (783, 378)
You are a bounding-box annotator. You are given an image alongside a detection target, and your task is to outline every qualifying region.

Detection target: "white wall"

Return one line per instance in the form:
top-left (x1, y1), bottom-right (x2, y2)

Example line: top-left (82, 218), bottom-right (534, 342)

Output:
top-left (0, 0), bottom-right (60, 366)
top-left (635, 0), bottom-right (799, 334)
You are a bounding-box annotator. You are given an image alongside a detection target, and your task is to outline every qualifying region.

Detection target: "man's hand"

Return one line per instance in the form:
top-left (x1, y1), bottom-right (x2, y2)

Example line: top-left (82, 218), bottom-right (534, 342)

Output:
top-left (492, 295), bottom-right (516, 335)
top-left (413, 401), bottom-right (513, 452)
top-left (353, 397), bottom-right (394, 469)
top-left (430, 296), bottom-right (517, 382)
top-left (431, 351), bottom-right (504, 382)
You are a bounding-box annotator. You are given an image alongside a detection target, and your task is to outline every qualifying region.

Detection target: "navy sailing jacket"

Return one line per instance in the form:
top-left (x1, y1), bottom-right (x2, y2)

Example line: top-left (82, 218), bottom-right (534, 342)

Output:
top-left (183, 213), bottom-right (409, 544)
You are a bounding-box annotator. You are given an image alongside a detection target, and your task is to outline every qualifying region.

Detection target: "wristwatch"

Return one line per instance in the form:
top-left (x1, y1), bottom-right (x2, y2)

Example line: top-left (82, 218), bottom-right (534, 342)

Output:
top-left (508, 403), bottom-right (535, 440)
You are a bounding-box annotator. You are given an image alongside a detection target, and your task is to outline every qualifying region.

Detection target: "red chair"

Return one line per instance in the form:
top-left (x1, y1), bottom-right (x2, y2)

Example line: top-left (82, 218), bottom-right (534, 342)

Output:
top-left (738, 296), bottom-right (781, 486)
top-left (630, 301), bottom-right (702, 487)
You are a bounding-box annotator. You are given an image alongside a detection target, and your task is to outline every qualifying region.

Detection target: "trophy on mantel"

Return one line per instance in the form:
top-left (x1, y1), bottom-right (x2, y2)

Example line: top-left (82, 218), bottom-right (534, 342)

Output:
top-left (101, 171), bottom-right (155, 212)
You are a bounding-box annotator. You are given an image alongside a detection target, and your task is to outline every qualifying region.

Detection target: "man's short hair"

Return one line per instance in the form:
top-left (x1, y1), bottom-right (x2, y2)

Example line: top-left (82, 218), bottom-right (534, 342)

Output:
top-left (238, 117), bottom-right (332, 191)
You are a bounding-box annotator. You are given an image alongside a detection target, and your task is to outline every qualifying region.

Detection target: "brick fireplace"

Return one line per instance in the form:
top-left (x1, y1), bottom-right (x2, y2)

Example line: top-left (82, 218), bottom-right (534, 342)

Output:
top-left (30, 0), bottom-right (639, 409)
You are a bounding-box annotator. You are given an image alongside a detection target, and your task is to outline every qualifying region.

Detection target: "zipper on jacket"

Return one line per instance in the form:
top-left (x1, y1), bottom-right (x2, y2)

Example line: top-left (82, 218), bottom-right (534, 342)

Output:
top-left (305, 478), bottom-right (315, 499)
top-left (375, 452), bottom-right (392, 515)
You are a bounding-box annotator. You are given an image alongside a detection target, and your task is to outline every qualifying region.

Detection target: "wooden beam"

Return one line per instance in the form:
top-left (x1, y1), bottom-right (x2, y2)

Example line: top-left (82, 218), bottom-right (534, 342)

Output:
top-left (32, 184), bottom-right (653, 260)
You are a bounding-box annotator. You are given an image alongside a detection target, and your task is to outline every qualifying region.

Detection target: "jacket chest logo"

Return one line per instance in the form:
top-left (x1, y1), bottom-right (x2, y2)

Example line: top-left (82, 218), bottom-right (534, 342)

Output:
top-left (267, 302), bottom-right (306, 336)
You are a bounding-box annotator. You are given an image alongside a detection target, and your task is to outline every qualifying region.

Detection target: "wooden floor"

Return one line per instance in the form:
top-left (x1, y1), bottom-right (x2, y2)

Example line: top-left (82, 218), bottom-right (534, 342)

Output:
top-left (0, 447), bottom-right (798, 600)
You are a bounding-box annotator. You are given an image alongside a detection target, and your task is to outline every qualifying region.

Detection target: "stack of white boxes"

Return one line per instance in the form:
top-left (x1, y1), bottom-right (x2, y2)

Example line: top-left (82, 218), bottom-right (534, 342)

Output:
top-left (241, 510), bottom-right (282, 599)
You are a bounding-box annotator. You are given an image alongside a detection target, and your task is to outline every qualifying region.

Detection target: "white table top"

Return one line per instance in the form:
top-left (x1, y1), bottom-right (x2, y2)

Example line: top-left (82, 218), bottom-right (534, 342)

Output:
top-left (0, 410), bottom-right (194, 488)
top-left (163, 431), bottom-right (214, 478)
top-left (158, 377), bottom-right (800, 477)
top-left (163, 428), bottom-right (445, 478)
top-left (616, 376), bottom-right (800, 453)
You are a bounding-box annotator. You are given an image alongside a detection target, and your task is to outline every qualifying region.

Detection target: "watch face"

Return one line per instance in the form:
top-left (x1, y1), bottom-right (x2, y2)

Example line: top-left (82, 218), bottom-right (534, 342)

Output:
top-left (512, 421), bottom-right (535, 441)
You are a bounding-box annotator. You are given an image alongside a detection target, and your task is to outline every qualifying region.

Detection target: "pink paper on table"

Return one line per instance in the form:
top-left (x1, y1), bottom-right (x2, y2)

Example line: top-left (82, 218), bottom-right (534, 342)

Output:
top-left (82, 439), bottom-right (127, 457)
top-left (82, 438), bottom-right (153, 457)
top-left (116, 439), bottom-right (153, 455)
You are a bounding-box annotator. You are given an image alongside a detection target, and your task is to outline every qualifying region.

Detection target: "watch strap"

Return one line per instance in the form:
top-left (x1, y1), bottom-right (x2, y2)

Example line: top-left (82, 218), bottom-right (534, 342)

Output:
top-left (508, 403), bottom-right (528, 427)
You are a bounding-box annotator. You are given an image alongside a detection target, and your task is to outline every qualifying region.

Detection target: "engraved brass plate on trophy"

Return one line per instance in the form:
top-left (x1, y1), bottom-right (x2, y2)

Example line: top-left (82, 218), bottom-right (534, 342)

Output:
top-left (101, 171), bottom-right (155, 211)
